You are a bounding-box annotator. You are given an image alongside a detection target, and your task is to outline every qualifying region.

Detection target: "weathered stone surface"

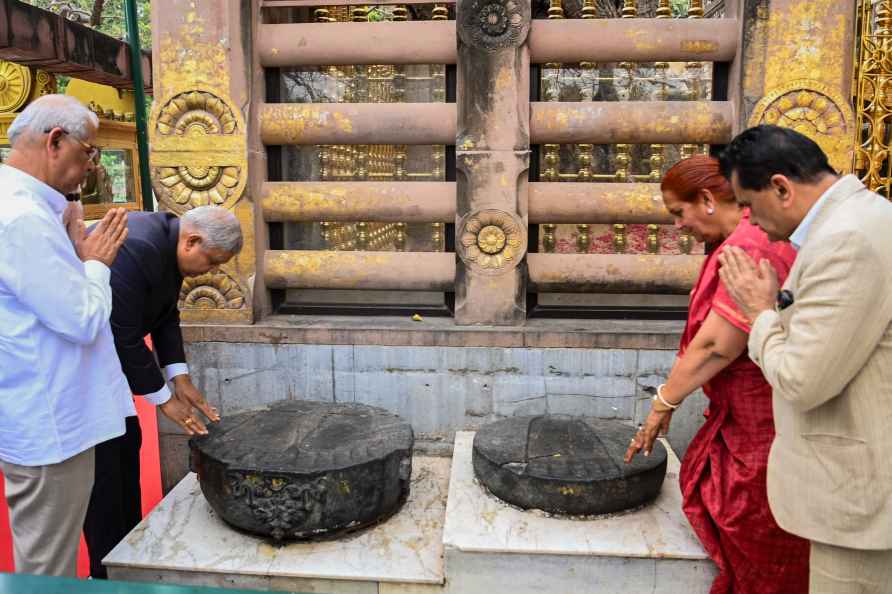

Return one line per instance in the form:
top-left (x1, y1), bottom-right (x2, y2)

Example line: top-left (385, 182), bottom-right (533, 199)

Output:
top-left (190, 400), bottom-right (414, 540)
top-left (473, 415), bottom-right (666, 515)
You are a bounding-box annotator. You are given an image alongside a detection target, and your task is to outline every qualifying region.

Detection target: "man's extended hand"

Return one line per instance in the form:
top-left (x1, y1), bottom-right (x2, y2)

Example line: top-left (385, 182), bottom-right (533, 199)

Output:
top-left (717, 246), bottom-right (779, 323)
top-left (78, 207), bottom-right (128, 266)
top-left (159, 394), bottom-right (207, 436)
top-left (173, 374), bottom-right (220, 423)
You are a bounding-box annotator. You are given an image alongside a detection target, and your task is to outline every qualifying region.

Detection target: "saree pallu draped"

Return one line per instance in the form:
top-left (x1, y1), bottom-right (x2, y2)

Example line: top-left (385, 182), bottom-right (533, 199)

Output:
top-left (678, 214), bottom-right (809, 594)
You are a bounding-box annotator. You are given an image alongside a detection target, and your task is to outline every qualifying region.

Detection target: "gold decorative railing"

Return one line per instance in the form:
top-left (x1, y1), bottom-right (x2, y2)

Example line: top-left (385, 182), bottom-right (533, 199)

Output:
top-left (854, 0), bottom-right (892, 198)
top-left (300, 4), bottom-right (448, 253)
top-left (537, 0), bottom-right (709, 256)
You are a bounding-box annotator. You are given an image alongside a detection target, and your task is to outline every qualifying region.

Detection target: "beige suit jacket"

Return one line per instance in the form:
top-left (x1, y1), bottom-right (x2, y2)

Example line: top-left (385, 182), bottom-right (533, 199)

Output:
top-left (749, 175), bottom-right (892, 549)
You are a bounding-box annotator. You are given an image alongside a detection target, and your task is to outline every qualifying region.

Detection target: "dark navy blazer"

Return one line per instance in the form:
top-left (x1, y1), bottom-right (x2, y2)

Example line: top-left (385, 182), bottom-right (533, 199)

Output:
top-left (109, 211), bottom-right (185, 396)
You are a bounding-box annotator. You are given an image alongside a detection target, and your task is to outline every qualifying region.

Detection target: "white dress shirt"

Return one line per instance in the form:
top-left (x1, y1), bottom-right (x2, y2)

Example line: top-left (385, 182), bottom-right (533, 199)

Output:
top-left (788, 176), bottom-right (847, 251)
top-left (0, 165), bottom-right (134, 466)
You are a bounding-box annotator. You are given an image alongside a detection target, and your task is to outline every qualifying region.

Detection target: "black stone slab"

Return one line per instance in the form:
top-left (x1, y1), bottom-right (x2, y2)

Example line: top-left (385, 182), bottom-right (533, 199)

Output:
top-left (473, 415), bottom-right (667, 516)
top-left (190, 400), bottom-right (414, 540)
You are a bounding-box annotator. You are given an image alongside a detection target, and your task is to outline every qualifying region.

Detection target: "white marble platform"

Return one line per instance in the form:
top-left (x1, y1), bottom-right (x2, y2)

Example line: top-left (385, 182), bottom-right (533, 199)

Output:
top-left (105, 456), bottom-right (450, 593)
top-left (442, 432), bottom-right (717, 594)
top-left (107, 435), bottom-right (716, 594)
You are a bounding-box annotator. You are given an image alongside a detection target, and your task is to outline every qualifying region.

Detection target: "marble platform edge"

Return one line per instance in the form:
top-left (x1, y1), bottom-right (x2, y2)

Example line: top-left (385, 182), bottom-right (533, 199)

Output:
top-left (104, 456), bottom-right (449, 585)
top-left (442, 431), bottom-right (710, 561)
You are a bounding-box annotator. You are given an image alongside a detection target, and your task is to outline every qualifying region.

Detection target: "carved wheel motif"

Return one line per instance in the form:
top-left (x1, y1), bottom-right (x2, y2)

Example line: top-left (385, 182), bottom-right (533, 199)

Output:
top-left (156, 90), bottom-right (238, 136)
top-left (228, 472), bottom-right (328, 540)
top-left (750, 80), bottom-right (855, 172)
top-left (179, 271), bottom-right (246, 310)
top-left (458, 209), bottom-right (526, 273)
top-left (458, 0), bottom-right (530, 52)
top-left (0, 61), bottom-right (32, 113)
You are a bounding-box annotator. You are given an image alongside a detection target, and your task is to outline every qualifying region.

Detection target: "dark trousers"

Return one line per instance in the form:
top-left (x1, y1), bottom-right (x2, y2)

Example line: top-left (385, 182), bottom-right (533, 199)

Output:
top-left (83, 415), bottom-right (142, 579)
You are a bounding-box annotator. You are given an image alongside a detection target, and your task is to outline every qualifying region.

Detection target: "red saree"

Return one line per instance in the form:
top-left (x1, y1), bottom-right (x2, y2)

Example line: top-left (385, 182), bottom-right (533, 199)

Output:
top-left (678, 212), bottom-right (808, 594)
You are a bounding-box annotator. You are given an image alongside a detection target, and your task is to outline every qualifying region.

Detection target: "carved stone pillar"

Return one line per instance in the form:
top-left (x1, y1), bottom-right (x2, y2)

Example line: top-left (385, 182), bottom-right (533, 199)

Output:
top-left (733, 0), bottom-right (856, 173)
top-left (150, 1), bottom-right (254, 323)
top-left (455, 0), bottom-right (531, 325)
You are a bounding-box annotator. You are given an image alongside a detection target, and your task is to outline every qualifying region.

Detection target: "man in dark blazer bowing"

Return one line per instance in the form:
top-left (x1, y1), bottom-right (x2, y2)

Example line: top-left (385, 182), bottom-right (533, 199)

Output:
top-left (83, 205), bottom-right (243, 579)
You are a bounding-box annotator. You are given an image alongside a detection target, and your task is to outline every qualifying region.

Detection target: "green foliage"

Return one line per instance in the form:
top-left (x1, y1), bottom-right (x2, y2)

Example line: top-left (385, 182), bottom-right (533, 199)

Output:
top-left (670, 0), bottom-right (689, 17)
top-left (23, 1), bottom-right (152, 49)
top-left (367, 7), bottom-right (387, 22)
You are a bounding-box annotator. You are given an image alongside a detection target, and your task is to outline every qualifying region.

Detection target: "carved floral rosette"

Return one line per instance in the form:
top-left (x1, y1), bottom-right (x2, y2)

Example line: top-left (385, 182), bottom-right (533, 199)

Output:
top-left (150, 89), bottom-right (247, 214)
top-left (749, 80), bottom-right (855, 173)
top-left (457, 209), bottom-right (527, 274)
top-left (178, 270), bottom-right (247, 310)
top-left (458, 0), bottom-right (530, 52)
top-left (227, 472), bottom-right (328, 540)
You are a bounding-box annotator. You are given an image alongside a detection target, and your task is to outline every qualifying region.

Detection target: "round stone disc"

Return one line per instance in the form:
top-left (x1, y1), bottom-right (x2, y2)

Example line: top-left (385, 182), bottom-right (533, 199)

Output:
top-left (190, 400), bottom-right (414, 540)
top-left (473, 415), bottom-right (666, 516)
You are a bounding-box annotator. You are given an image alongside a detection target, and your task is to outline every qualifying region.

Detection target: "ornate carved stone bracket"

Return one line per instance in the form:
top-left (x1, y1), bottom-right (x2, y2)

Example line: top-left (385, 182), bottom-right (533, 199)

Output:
top-left (151, 89), bottom-right (248, 214)
top-left (749, 79), bottom-right (855, 173)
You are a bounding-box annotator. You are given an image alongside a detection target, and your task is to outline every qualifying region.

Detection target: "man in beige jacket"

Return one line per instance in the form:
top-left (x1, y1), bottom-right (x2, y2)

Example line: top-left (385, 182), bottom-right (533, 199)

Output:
top-left (717, 125), bottom-right (892, 594)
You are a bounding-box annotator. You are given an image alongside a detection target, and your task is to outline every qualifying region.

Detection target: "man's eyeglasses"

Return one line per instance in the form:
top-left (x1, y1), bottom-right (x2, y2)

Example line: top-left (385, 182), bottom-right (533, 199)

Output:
top-left (44, 127), bottom-right (99, 161)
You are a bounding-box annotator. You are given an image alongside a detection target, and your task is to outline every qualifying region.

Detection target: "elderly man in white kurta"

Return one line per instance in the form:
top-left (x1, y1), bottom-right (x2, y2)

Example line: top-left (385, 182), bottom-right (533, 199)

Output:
top-left (0, 95), bottom-right (132, 576)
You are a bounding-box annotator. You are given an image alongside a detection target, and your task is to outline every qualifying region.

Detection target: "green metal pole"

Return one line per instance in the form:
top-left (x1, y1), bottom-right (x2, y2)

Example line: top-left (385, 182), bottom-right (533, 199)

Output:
top-left (124, 0), bottom-right (154, 212)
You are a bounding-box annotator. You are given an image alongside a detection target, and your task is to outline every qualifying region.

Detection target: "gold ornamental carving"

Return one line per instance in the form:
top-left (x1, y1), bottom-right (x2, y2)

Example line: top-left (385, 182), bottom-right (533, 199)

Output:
top-left (458, 209), bottom-right (526, 273)
top-left (156, 165), bottom-right (242, 209)
top-left (749, 80), bottom-right (855, 173)
top-left (155, 90), bottom-right (239, 136)
top-left (458, 0), bottom-right (530, 52)
top-left (150, 89), bottom-right (247, 214)
top-left (179, 270), bottom-right (246, 310)
top-left (33, 70), bottom-right (56, 98)
top-left (0, 61), bottom-right (31, 113)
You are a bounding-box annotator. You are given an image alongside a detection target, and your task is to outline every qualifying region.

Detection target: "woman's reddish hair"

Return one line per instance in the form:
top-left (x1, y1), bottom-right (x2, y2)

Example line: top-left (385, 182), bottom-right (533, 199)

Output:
top-left (660, 154), bottom-right (735, 204)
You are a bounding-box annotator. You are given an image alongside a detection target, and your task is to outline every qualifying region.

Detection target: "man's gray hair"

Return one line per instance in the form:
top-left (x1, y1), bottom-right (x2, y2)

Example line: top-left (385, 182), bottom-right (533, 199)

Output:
top-left (181, 206), bottom-right (244, 254)
top-left (7, 94), bottom-right (99, 147)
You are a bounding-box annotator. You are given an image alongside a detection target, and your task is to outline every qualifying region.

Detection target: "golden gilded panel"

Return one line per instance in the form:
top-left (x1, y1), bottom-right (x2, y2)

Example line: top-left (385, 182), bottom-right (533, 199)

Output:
top-left (749, 79), bottom-right (855, 173)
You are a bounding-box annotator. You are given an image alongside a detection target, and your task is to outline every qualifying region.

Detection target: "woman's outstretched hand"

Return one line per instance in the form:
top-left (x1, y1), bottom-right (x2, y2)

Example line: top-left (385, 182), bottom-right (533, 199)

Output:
top-left (624, 408), bottom-right (673, 463)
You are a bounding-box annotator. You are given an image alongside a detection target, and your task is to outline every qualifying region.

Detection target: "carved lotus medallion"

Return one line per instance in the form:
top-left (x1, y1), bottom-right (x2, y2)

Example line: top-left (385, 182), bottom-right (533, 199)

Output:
top-left (458, 209), bottom-right (527, 274)
top-left (458, 0), bottom-right (530, 52)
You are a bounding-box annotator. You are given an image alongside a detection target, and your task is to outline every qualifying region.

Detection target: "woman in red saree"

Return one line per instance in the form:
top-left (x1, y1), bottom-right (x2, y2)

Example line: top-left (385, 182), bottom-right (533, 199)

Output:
top-left (625, 155), bottom-right (809, 594)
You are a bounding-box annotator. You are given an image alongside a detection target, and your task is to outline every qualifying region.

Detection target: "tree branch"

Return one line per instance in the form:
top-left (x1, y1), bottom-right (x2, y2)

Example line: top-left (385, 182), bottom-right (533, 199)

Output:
top-left (90, 0), bottom-right (105, 27)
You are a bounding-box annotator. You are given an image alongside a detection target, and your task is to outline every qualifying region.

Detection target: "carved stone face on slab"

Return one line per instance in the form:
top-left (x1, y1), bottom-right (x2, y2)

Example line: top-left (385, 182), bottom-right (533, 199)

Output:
top-left (473, 415), bottom-right (667, 516)
top-left (190, 400), bottom-right (414, 541)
